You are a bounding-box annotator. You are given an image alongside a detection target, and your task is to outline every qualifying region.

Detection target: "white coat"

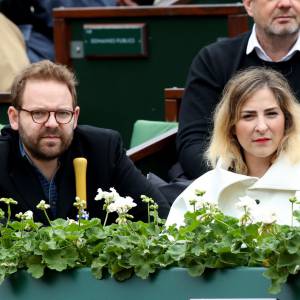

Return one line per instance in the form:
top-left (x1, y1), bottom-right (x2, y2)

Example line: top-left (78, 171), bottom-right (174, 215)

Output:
top-left (166, 155), bottom-right (300, 227)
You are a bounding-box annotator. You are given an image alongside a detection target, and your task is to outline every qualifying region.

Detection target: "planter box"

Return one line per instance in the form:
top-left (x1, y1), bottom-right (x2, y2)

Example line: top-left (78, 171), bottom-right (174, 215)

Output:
top-left (1, 267), bottom-right (300, 300)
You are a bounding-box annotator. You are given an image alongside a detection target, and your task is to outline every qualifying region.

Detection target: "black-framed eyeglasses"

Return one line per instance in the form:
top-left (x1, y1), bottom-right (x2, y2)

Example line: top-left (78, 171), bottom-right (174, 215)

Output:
top-left (17, 107), bottom-right (75, 124)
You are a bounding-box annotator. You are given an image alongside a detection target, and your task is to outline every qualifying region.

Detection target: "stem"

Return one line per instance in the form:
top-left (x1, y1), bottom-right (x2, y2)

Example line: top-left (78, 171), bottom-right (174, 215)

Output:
top-left (214, 217), bottom-right (234, 229)
top-left (6, 204), bottom-right (11, 228)
top-left (154, 212), bottom-right (158, 226)
top-left (291, 202), bottom-right (294, 227)
top-left (43, 209), bottom-right (52, 227)
top-left (103, 211), bottom-right (109, 227)
top-left (127, 220), bottom-right (135, 233)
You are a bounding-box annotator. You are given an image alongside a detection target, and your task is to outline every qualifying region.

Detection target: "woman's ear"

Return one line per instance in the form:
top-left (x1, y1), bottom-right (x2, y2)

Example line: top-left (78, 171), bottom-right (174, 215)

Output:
top-left (8, 106), bottom-right (19, 130)
top-left (232, 125), bottom-right (236, 135)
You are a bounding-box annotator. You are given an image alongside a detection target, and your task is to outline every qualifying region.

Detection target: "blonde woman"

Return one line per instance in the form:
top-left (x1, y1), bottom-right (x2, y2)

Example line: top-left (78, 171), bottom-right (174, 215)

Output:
top-left (167, 67), bottom-right (300, 226)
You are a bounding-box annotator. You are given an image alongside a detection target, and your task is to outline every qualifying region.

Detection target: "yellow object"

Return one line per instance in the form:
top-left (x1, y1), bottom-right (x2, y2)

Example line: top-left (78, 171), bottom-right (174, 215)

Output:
top-left (73, 157), bottom-right (87, 209)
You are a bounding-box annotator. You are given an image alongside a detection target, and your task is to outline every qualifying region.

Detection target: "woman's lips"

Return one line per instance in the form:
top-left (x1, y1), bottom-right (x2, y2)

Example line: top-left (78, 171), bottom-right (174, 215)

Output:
top-left (253, 138), bottom-right (271, 143)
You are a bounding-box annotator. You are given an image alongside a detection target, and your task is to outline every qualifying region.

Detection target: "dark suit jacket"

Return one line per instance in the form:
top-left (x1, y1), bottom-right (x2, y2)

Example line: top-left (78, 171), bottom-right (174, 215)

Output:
top-left (0, 125), bottom-right (170, 224)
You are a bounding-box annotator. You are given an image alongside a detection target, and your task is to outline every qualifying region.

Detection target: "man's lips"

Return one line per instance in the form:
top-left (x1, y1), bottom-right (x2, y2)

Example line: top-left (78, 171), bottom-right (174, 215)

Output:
top-left (41, 135), bottom-right (61, 140)
top-left (274, 15), bottom-right (295, 22)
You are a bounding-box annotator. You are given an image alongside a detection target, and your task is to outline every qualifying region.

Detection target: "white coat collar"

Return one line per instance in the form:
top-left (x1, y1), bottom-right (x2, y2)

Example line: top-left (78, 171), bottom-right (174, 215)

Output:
top-left (216, 155), bottom-right (300, 192)
top-left (249, 155), bottom-right (300, 190)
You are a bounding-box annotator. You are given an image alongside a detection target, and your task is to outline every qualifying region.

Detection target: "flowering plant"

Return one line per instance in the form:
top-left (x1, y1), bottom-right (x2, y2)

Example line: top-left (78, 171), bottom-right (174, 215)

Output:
top-left (0, 190), bottom-right (300, 295)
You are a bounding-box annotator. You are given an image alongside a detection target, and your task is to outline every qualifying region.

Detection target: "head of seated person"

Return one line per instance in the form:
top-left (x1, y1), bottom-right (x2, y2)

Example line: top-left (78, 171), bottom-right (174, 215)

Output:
top-left (167, 67), bottom-right (300, 226)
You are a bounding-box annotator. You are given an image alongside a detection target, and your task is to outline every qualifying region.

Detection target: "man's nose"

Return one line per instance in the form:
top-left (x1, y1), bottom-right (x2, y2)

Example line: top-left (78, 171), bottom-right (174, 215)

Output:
top-left (45, 112), bottom-right (59, 127)
top-left (277, 0), bottom-right (292, 7)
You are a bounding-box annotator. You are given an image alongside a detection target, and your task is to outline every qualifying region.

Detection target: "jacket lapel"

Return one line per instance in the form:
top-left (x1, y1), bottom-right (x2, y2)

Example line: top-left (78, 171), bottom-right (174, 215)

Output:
top-left (250, 155), bottom-right (300, 191)
top-left (56, 145), bottom-right (79, 219)
top-left (8, 157), bottom-right (52, 221)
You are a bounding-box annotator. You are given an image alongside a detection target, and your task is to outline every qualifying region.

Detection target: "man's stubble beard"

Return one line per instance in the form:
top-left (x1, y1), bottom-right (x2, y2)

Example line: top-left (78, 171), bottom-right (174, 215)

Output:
top-left (19, 124), bottom-right (74, 161)
top-left (266, 21), bottom-right (300, 37)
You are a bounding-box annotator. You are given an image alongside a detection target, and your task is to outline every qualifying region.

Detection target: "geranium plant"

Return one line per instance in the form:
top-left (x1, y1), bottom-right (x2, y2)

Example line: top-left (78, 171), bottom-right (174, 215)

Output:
top-left (0, 189), bottom-right (300, 295)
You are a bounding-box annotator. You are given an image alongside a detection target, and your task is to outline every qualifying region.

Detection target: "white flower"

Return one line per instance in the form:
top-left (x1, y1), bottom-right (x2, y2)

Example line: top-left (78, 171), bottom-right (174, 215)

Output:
top-left (36, 200), bottom-right (50, 210)
top-left (94, 188), bottom-right (104, 200)
top-left (15, 210), bottom-right (33, 220)
top-left (73, 197), bottom-right (86, 210)
top-left (23, 210), bottom-right (33, 220)
top-left (95, 187), bottom-right (120, 202)
top-left (235, 196), bottom-right (257, 211)
top-left (0, 197), bottom-right (18, 205)
top-left (67, 218), bottom-right (78, 225)
top-left (107, 196), bottom-right (137, 214)
top-left (240, 243), bottom-right (247, 249)
top-left (15, 212), bottom-right (23, 220)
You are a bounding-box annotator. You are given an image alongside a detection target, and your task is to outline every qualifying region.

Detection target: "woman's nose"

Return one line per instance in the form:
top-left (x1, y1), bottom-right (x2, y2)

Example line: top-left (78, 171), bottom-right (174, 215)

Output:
top-left (255, 117), bottom-right (268, 132)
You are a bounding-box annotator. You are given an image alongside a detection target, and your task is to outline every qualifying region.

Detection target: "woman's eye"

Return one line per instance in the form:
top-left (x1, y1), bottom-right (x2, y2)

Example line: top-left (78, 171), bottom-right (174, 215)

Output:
top-left (266, 111), bottom-right (278, 117)
top-left (241, 114), bottom-right (254, 120)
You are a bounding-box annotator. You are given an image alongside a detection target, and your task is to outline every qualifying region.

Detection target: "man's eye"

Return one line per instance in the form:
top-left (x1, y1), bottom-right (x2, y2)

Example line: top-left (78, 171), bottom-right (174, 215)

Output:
top-left (57, 111), bottom-right (71, 118)
top-left (32, 111), bottom-right (47, 119)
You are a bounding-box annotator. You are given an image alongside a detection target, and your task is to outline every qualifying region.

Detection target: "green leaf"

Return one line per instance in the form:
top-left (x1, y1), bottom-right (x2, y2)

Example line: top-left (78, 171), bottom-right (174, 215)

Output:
top-left (293, 210), bottom-right (300, 222)
top-left (278, 252), bottom-right (300, 267)
top-left (166, 242), bottom-right (187, 261)
top-left (0, 272), bottom-right (5, 285)
top-left (187, 263), bottom-right (205, 277)
top-left (39, 240), bottom-right (57, 251)
top-left (114, 268), bottom-right (133, 281)
top-left (285, 234), bottom-right (300, 254)
top-left (91, 257), bottom-right (107, 279)
top-left (134, 263), bottom-right (155, 279)
top-left (27, 257), bottom-right (45, 279)
top-left (44, 247), bottom-right (78, 271)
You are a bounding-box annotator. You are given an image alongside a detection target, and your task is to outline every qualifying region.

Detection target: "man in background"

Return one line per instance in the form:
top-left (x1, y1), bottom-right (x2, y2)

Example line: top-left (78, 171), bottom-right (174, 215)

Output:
top-left (177, 0), bottom-right (300, 179)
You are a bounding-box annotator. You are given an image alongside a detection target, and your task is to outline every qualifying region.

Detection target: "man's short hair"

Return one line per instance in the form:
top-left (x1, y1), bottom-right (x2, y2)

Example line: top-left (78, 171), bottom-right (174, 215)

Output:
top-left (10, 60), bottom-right (78, 108)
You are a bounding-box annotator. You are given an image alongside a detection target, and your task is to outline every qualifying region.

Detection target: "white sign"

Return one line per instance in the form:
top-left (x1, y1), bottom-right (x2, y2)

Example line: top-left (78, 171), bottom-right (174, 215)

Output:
top-left (190, 298), bottom-right (277, 300)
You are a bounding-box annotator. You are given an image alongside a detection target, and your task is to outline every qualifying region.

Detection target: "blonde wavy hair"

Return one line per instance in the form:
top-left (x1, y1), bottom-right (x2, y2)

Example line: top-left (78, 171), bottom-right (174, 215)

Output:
top-left (206, 67), bottom-right (300, 174)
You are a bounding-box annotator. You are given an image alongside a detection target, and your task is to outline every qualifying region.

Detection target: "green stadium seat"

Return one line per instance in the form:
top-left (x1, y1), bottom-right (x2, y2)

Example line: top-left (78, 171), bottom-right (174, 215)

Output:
top-left (130, 120), bottom-right (178, 148)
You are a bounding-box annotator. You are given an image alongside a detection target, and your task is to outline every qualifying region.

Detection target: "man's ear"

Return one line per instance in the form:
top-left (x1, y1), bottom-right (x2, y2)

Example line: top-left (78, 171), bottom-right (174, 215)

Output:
top-left (243, 0), bottom-right (254, 17)
top-left (7, 106), bottom-right (19, 130)
top-left (73, 106), bottom-right (80, 129)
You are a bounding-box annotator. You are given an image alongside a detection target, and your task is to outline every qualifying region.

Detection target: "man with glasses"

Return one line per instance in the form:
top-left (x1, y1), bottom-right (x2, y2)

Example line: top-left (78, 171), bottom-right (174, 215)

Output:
top-left (0, 60), bottom-right (169, 224)
top-left (176, 0), bottom-right (300, 180)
